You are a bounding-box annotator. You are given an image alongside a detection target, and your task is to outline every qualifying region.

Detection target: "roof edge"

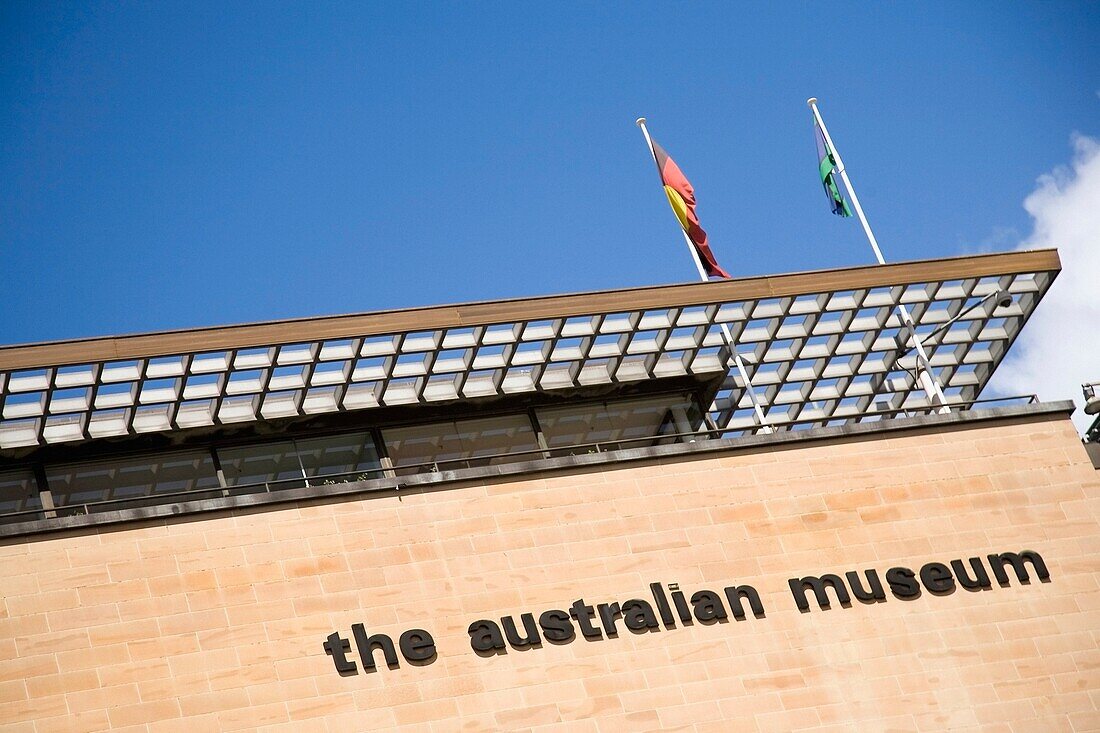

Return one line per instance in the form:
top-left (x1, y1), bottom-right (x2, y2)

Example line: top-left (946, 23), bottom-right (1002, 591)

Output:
top-left (0, 249), bottom-right (1061, 371)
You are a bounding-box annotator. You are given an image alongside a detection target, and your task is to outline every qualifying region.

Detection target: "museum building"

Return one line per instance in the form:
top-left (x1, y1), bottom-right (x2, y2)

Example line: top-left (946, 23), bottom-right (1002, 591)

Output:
top-left (1, 248), bottom-right (1098, 731)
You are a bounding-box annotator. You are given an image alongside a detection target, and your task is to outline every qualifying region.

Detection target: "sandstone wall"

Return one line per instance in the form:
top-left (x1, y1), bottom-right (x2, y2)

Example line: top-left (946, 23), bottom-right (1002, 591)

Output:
top-left (1, 412), bottom-right (1097, 732)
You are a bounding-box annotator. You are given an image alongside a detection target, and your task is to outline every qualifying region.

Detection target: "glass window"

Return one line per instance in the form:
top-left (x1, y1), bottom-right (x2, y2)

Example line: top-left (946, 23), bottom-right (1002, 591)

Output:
top-left (294, 432), bottom-right (382, 480)
top-left (47, 451), bottom-right (220, 509)
top-left (0, 469), bottom-right (41, 523)
top-left (218, 440), bottom-right (305, 487)
top-left (536, 393), bottom-right (703, 454)
top-left (384, 414), bottom-right (539, 474)
top-left (219, 432), bottom-right (383, 488)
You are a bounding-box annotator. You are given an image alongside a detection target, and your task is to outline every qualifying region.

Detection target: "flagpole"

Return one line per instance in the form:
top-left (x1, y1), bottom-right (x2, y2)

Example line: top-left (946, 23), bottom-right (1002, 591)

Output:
top-left (636, 117), bottom-right (774, 434)
top-left (805, 99), bottom-right (950, 412)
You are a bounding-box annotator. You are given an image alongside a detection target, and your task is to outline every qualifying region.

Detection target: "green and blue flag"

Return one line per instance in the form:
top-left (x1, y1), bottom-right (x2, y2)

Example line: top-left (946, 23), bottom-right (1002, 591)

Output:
top-left (814, 121), bottom-right (852, 217)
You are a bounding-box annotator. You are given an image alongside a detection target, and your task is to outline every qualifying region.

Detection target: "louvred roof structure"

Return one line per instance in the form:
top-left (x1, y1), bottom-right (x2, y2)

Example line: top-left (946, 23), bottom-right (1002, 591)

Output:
top-left (0, 249), bottom-right (1060, 453)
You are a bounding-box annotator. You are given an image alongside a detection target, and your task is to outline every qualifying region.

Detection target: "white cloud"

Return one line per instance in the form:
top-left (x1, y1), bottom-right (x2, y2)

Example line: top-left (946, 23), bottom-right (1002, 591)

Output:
top-left (961, 225), bottom-right (1020, 256)
top-left (990, 134), bottom-right (1100, 433)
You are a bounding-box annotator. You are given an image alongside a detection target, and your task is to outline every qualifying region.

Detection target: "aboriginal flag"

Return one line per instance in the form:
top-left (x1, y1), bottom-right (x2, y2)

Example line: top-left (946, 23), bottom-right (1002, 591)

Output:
top-left (650, 139), bottom-right (731, 279)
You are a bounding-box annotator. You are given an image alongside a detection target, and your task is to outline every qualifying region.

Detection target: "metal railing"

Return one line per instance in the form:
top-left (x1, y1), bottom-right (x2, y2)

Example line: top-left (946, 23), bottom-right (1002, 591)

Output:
top-left (0, 394), bottom-right (1038, 526)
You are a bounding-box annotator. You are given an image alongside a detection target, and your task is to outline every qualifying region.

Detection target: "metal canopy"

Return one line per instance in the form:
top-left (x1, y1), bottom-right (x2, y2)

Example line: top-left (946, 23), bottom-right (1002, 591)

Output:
top-left (0, 250), bottom-right (1060, 452)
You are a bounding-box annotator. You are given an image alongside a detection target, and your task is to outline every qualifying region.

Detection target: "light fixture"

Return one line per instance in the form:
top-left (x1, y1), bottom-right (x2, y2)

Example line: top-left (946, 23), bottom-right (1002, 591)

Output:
top-left (1083, 383), bottom-right (1100, 415)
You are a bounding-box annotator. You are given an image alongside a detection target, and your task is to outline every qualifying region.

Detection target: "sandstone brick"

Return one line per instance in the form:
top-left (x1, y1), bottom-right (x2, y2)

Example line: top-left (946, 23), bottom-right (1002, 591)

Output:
top-left (116, 592), bottom-right (190, 622)
top-left (34, 709), bottom-right (111, 733)
top-left (14, 627), bottom-right (90, 656)
top-left (178, 689), bottom-right (251, 717)
top-left (66, 683), bottom-right (141, 714)
top-left (106, 700), bottom-right (182, 729)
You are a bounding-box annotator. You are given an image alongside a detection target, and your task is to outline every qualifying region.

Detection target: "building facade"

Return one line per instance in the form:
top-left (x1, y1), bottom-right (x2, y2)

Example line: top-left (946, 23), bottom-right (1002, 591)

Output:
top-left (2, 250), bottom-right (1098, 731)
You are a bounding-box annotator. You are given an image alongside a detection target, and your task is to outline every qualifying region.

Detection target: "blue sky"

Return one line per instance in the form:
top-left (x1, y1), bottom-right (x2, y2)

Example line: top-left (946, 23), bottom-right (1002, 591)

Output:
top-left (1, 1), bottom-right (1097, 345)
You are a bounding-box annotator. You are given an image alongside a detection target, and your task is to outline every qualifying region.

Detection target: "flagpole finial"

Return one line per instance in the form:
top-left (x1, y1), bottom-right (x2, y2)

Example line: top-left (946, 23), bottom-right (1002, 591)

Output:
top-left (806, 97), bottom-right (818, 107)
top-left (635, 117), bottom-right (647, 127)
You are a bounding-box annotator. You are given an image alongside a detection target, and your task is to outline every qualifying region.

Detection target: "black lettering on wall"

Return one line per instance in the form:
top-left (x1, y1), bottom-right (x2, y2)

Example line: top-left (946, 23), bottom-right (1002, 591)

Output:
top-left (323, 632), bottom-right (357, 674)
top-left (920, 563), bottom-right (955, 595)
top-left (501, 613), bottom-right (541, 648)
top-left (621, 599), bottom-right (660, 631)
top-left (468, 619), bottom-right (506, 653)
top-left (723, 585), bottom-right (765, 619)
top-left (845, 570), bottom-right (886, 602)
top-left (670, 587), bottom-right (693, 624)
top-left (324, 547), bottom-right (1056, 675)
top-left (690, 590), bottom-right (727, 623)
top-left (951, 557), bottom-right (992, 590)
top-left (988, 551), bottom-right (1050, 586)
top-left (570, 599), bottom-right (603, 639)
top-left (351, 624), bottom-right (399, 672)
top-left (399, 629), bottom-right (437, 664)
top-left (596, 603), bottom-right (621, 637)
top-left (538, 610), bottom-right (575, 643)
top-left (886, 567), bottom-right (920, 599)
top-left (649, 583), bottom-right (675, 627)
top-left (788, 575), bottom-right (850, 611)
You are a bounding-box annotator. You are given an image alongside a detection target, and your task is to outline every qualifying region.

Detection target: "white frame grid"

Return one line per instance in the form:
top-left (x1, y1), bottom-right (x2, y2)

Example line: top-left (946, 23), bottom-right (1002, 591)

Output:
top-left (0, 255), bottom-right (1058, 450)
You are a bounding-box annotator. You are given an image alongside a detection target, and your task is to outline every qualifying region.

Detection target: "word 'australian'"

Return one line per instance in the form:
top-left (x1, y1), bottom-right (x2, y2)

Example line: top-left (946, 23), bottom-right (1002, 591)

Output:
top-left (469, 581), bottom-right (764, 653)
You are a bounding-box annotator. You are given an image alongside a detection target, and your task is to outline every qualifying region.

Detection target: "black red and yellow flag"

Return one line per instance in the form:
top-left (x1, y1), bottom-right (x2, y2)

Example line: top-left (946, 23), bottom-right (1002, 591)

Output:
top-left (651, 139), bottom-right (730, 279)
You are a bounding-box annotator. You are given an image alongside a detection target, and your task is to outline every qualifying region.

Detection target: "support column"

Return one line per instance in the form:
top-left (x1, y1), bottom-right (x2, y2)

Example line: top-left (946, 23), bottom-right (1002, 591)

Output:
top-left (32, 464), bottom-right (56, 520)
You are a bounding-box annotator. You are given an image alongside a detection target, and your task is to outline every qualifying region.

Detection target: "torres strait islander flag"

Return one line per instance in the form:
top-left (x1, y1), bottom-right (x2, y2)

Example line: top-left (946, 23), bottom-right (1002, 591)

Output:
top-left (650, 139), bottom-right (731, 279)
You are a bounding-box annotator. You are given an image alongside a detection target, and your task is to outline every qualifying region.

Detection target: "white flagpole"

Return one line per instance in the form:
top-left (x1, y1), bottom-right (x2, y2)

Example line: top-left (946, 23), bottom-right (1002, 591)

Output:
top-left (806, 98), bottom-right (950, 412)
top-left (635, 117), bottom-right (774, 434)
